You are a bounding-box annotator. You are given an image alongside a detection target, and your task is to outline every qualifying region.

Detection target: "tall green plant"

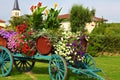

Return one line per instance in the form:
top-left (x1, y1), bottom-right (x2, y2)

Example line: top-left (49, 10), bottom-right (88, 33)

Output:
top-left (30, 2), bottom-right (47, 30)
top-left (70, 4), bottom-right (95, 32)
top-left (45, 3), bottom-right (63, 30)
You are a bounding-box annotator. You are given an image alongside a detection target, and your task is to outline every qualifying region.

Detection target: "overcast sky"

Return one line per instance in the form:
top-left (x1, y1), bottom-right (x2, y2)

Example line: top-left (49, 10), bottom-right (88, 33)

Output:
top-left (0, 0), bottom-right (120, 23)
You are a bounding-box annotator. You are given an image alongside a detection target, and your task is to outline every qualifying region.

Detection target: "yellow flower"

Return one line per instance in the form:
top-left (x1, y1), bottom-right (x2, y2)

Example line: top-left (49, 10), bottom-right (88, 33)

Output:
top-left (54, 3), bottom-right (58, 9)
top-left (45, 9), bottom-right (49, 15)
top-left (44, 13), bottom-right (46, 16)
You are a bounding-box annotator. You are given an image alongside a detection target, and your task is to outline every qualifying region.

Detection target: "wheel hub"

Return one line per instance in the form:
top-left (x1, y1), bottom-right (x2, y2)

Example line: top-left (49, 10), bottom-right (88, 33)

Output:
top-left (53, 66), bottom-right (58, 73)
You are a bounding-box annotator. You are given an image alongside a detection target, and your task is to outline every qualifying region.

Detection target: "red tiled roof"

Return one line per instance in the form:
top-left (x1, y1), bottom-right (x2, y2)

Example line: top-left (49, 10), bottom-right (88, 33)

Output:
top-left (93, 17), bottom-right (108, 22)
top-left (58, 14), bottom-right (70, 19)
top-left (58, 14), bottom-right (108, 22)
top-left (0, 19), bottom-right (5, 23)
top-left (0, 26), bottom-right (3, 28)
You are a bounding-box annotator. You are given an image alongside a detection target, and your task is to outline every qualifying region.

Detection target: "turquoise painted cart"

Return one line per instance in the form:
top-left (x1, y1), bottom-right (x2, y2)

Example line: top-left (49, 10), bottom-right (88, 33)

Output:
top-left (0, 36), bottom-right (104, 80)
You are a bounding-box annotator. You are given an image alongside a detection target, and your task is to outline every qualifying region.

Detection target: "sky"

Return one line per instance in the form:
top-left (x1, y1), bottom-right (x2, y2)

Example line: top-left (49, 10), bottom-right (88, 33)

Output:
top-left (0, 0), bottom-right (120, 23)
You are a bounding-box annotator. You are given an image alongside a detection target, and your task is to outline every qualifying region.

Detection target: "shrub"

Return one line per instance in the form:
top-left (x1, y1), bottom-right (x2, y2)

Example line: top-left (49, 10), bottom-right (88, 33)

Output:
top-left (88, 23), bottom-right (120, 56)
top-left (87, 23), bottom-right (120, 56)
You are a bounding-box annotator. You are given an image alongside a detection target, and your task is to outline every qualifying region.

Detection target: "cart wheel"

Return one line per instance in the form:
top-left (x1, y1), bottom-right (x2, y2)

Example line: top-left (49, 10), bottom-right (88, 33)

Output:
top-left (0, 46), bottom-right (13, 76)
top-left (49, 54), bottom-right (67, 80)
top-left (83, 54), bottom-right (96, 69)
top-left (14, 59), bottom-right (35, 72)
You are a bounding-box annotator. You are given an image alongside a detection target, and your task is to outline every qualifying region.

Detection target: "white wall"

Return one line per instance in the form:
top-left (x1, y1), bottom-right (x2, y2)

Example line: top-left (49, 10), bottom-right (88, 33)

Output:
top-left (0, 22), bottom-right (6, 27)
top-left (60, 21), bottom-right (96, 33)
top-left (85, 21), bottom-right (96, 33)
top-left (12, 10), bottom-right (21, 17)
top-left (60, 21), bottom-right (71, 31)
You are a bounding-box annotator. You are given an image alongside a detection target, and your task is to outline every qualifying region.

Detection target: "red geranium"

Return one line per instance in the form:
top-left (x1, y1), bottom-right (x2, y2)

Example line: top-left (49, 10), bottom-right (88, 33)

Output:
top-left (16, 23), bottom-right (27, 34)
top-left (30, 50), bottom-right (35, 56)
top-left (22, 43), bottom-right (30, 54)
top-left (21, 43), bottom-right (35, 56)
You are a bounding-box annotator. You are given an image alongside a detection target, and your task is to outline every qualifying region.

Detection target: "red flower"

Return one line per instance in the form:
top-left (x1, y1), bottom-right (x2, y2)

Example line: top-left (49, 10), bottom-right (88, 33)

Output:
top-left (37, 2), bottom-right (42, 7)
top-left (16, 23), bottom-right (27, 34)
top-left (30, 5), bottom-right (36, 12)
top-left (30, 50), bottom-right (35, 56)
top-left (22, 43), bottom-right (30, 54)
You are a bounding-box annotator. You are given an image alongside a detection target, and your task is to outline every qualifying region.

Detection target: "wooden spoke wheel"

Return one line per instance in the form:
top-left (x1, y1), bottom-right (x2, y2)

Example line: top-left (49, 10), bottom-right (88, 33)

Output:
top-left (83, 54), bottom-right (96, 69)
top-left (14, 59), bottom-right (35, 72)
top-left (0, 46), bottom-right (13, 76)
top-left (49, 54), bottom-right (67, 80)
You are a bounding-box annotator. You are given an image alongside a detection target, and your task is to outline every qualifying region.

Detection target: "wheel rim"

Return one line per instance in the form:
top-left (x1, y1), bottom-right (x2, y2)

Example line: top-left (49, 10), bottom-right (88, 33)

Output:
top-left (0, 46), bottom-right (13, 76)
top-left (83, 54), bottom-right (96, 69)
top-left (49, 54), bottom-right (67, 80)
top-left (14, 60), bottom-right (35, 72)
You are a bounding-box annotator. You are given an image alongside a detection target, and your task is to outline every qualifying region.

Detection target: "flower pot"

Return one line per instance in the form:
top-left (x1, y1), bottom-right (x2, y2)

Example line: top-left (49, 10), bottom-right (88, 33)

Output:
top-left (36, 36), bottom-right (52, 55)
top-left (0, 36), bottom-right (7, 47)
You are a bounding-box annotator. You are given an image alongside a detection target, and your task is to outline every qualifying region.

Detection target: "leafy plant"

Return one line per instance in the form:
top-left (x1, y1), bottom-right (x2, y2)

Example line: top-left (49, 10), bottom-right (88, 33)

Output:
top-left (44, 5), bottom-right (63, 29)
top-left (88, 23), bottom-right (120, 56)
top-left (30, 2), bottom-right (47, 30)
top-left (70, 4), bottom-right (95, 32)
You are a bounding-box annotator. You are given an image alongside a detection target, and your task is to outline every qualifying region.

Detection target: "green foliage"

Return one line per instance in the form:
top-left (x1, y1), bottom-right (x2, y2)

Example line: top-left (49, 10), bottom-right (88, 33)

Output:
top-left (45, 8), bottom-right (63, 29)
top-left (9, 15), bottom-right (31, 30)
top-left (70, 4), bottom-right (95, 32)
top-left (88, 23), bottom-right (120, 56)
top-left (30, 2), bottom-right (63, 31)
top-left (32, 28), bottom-right (63, 45)
top-left (31, 6), bottom-right (47, 30)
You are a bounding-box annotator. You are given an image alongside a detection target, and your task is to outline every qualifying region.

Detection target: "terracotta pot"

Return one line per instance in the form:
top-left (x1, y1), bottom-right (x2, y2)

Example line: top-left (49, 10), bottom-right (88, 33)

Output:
top-left (0, 36), bottom-right (7, 47)
top-left (36, 36), bottom-right (52, 55)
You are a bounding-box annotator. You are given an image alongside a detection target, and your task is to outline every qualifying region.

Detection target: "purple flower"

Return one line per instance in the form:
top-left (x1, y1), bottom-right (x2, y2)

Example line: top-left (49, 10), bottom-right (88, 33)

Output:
top-left (72, 41), bottom-right (77, 46)
top-left (0, 30), bottom-right (20, 52)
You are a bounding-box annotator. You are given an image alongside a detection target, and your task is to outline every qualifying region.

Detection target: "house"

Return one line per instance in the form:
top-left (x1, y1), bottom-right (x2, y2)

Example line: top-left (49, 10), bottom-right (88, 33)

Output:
top-left (58, 14), bottom-right (108, 33)
top-left (85, 17), bottom-right (108, 33)
top-left (58, 14), bottom-right (71, 31)
top-left (0, 19), bottom-right (6, 29)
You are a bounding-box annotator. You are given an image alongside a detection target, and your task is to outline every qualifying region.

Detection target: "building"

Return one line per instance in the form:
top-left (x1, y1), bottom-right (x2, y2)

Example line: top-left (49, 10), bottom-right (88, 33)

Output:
top-left (58, 14), bottom-right (108, 33)
top-left (58, 14), bottom-right (71, 31)
top-left (0, 19), bottom-right (6, 29)
top-left (12, 0), bottom-right (21, 17)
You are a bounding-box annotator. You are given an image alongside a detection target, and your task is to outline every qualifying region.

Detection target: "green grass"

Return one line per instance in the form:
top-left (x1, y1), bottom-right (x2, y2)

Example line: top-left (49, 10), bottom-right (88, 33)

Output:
top-left (0, 56), bottom-right (120, 80)
top-left (94, 56), bottom-right (120, 80)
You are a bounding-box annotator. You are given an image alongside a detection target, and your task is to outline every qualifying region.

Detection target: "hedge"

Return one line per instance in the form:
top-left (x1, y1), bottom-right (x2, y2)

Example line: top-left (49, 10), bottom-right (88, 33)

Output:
top-left (87, 34), bottom-right (120, 56)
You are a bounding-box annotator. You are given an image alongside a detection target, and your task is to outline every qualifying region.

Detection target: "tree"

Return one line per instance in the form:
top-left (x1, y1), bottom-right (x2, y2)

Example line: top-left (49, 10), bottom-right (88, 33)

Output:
top-left (70, 4), bottom-right (95, 32)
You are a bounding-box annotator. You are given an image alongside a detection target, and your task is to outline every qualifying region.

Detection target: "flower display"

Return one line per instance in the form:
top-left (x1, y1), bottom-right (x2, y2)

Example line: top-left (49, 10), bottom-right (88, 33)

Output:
top-left (0, 1), bottom-right (63, 56)
top-left (0, 29), bottom-right (20, 52)
top-left (0, 23), bottom-right (36, 56)
top-left (66, 33), bottom-right (88, 64)
top-left (7, 34), bottom-right (22, 52)
top-left (54, 31), bottom-right (88, 66)
top-left (15, 23), bottom-right (36, 56)
top-left (0, 1), bottom-right (89, 64)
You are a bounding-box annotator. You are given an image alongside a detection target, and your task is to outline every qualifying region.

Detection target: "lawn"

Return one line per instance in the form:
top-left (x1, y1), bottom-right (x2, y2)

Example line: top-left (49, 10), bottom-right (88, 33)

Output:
top-left (0, 56), bottom-right (120, 80)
